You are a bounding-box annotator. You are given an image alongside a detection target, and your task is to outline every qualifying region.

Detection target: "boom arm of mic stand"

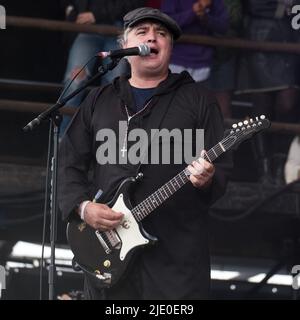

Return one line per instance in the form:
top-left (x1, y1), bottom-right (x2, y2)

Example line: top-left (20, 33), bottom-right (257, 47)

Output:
top-left (23, 58), bottom-right (121, 132)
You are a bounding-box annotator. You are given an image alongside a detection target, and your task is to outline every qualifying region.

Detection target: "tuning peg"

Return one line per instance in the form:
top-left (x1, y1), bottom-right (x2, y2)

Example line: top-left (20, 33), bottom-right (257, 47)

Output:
top-left (232, 123), bottom-right (238, 129)
top-left (255, 116), bottom-right (259, 121)
top-left (260, 115), bottom-right (266, 120)
top-left (243, 120), bottom-right (248, 125)
top-left (238, 122), bottom-right (243, 127)
top-left (249, 118), bottom-right (253, 123)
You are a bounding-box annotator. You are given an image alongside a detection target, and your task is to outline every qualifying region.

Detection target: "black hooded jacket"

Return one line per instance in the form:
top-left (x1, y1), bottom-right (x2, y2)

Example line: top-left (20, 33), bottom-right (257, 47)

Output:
top-left (58, 71), bottom-right (232, 299)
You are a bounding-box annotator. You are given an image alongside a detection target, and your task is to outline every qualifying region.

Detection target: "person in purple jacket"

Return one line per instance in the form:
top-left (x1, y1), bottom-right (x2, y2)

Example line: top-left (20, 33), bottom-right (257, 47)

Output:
top-left (161, 0), bottom-right (228, 82)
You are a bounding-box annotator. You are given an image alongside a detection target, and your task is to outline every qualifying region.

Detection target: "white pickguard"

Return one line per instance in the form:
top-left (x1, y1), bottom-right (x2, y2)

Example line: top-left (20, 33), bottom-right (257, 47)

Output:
top-left (112, 193), bottom-right (149, 261)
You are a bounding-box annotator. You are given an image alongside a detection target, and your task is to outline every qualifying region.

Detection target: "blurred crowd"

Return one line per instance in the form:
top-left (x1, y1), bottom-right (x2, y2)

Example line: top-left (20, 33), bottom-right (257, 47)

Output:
top-left (59, 0), bottom-right (300, 122)
top-left (58, 0), bottom-right (300, 184)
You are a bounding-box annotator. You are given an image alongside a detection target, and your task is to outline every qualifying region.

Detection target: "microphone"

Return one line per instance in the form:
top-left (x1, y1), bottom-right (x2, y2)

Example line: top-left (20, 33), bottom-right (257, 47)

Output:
top-left (97, 44), bottom-right (151, 59)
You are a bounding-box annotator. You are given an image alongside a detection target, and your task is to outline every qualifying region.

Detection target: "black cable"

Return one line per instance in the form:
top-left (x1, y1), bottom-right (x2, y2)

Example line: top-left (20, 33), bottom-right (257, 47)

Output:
top-left (57, 56), bottom-right (97, 103)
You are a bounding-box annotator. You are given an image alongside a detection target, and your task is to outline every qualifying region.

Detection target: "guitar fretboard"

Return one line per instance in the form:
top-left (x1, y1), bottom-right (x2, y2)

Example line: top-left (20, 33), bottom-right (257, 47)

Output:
top-left (131, 140), bottom-right (228, 222)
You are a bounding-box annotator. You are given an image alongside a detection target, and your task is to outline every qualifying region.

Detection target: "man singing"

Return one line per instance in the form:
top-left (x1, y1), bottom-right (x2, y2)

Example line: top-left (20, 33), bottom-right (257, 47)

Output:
top-left (58, 7), bottom-right (231, 299)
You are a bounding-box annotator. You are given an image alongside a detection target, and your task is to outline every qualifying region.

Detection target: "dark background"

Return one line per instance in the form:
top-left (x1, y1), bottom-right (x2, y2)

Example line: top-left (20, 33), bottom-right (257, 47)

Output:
top-left (0, 0), bottom-right (66, 82)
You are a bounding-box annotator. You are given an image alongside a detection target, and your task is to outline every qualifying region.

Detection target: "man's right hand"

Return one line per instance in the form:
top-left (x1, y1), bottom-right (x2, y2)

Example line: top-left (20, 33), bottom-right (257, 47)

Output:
top-left (83, 202), bottom-right (124, 231)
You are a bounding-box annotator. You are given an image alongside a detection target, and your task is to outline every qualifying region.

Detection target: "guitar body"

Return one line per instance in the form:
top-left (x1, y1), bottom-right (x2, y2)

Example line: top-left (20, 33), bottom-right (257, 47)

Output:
top-left (67, 177), bottom-right (158, 288)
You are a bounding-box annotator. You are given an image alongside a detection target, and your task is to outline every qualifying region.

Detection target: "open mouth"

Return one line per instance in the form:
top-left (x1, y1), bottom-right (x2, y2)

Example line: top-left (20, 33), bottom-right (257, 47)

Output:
top-left (150, 48), bottom-right (159, 55)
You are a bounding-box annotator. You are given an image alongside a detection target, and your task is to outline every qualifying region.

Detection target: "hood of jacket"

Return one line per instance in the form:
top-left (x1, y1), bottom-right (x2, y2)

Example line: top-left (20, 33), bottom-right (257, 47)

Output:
top-left (111, 71), bottom-right (195, 111)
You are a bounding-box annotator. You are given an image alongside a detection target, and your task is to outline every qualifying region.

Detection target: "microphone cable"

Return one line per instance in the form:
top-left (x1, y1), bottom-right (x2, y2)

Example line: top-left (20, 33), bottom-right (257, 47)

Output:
top-left (57, 55), bottom-right (97, 103)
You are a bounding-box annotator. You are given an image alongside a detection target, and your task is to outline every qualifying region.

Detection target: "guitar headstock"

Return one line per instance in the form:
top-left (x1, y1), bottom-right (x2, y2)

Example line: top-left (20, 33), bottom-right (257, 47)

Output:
top-left (223, 115), bottom-right (270, 151)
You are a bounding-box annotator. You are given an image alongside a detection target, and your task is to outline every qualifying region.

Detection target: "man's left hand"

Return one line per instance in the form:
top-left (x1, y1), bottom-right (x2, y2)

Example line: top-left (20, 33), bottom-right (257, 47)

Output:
top-left (188, 150), bottom-right (215, 189)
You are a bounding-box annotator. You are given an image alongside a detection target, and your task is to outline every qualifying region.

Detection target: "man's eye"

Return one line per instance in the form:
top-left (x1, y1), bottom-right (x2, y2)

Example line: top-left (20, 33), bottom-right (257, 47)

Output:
top-left (137, 31), bottom-right (145, 35)
top-left (158, 32), bottom-right (166, 36)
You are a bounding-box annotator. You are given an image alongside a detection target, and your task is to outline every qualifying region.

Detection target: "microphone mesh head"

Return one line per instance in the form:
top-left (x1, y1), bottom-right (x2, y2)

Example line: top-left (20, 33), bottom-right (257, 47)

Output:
top-left (138, 44), bottom-right (151, 56)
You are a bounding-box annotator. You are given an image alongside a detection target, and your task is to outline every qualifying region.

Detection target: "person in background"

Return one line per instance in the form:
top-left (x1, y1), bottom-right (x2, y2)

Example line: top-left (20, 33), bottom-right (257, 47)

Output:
top-left (60, 0), bottom-right (146, 135)
top-left (206, 0), bottom-right (242, 118)
top-left (161, 0), bottom-right (228, 82)
top-left (236, 0), bottom-right (299, 184)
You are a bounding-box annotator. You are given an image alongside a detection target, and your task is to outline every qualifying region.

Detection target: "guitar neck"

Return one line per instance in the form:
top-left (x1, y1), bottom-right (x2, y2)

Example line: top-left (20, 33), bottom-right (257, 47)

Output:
top-left (131, 141), bottom-right (227, 222)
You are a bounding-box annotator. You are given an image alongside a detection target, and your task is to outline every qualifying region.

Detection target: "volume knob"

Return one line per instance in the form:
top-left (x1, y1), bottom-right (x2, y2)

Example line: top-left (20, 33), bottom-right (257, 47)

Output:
top-left (103, 260), bottom-right (111, 268)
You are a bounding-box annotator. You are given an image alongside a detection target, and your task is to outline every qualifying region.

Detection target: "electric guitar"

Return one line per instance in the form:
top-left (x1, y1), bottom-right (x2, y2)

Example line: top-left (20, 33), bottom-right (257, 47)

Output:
top-left (67, 115), bottom-right (270, 287)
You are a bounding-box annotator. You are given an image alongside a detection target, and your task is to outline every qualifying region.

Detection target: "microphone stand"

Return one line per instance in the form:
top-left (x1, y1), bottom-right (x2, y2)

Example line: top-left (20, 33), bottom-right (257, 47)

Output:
top-left (23, 58), bottom-right (120, 300)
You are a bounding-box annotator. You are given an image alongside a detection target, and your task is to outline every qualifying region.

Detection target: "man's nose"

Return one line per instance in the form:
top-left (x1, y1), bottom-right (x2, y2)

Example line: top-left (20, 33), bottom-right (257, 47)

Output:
top-left (146, 31), bottom-right (157, 43)
top-left (147, 38), bottom-right (157, 43)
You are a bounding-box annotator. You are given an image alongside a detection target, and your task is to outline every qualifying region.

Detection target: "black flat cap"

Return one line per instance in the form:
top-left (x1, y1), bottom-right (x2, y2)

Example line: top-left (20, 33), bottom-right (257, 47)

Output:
top-left (123, 7), bottom-right (182, 40)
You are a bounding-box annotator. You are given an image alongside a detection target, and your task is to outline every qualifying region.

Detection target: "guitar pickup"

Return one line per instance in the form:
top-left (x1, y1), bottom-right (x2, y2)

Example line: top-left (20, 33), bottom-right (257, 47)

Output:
top-left (95, 230), bottom-right (111, 254)
top-left (105, 230), bottom-right (121, 249)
